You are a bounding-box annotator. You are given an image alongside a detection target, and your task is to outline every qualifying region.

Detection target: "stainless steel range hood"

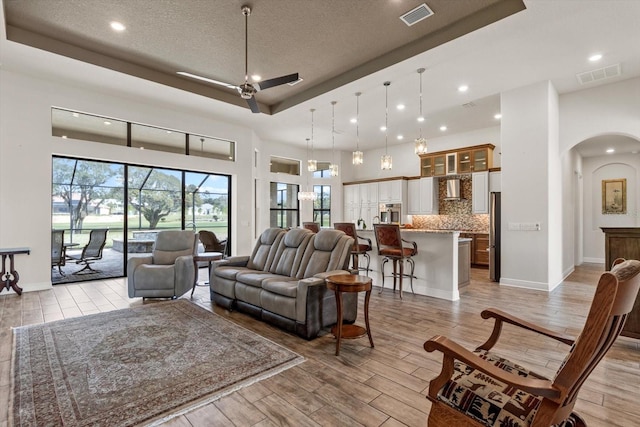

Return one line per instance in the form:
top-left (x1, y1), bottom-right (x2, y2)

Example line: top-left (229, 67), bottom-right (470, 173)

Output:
top-left (445, 178), bottom-right (461, 200)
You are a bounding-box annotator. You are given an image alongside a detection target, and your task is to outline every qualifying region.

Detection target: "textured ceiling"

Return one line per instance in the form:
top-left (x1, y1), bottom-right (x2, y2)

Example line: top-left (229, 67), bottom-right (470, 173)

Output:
top-left (4, 0), bottom-right (524, 114)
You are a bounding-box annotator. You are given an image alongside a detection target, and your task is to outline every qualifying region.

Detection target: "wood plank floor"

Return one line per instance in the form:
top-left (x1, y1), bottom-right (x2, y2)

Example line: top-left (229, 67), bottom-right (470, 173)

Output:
top-left (1, 265), bottom-right (638, 427)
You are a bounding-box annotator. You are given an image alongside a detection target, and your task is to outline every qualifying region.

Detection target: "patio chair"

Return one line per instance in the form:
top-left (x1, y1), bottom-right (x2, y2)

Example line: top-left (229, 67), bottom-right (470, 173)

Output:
top-left (68, 228), bottom-right (108, 274)
top-left (198, 230), bottom-right (227, 256)
top-left (51, 229), bottom-right (66, 275)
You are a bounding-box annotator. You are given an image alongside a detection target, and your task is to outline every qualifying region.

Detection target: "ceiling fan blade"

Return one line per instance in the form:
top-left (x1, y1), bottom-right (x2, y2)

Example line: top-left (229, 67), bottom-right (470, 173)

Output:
top-left (254, 73), bottom-right (299, 91)
top-left (176, 71), bottom-right (239, 90)
top-left (246, 96), bottom-right (260, 113)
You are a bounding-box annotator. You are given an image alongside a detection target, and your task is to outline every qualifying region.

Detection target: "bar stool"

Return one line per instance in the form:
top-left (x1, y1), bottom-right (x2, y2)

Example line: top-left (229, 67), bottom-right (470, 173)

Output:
top-left (333, 222), bottom-right (372, 275)
top-left (302, 222), bottom-right (320, 233)
top-left (373, 224), bottom-right (417, 299)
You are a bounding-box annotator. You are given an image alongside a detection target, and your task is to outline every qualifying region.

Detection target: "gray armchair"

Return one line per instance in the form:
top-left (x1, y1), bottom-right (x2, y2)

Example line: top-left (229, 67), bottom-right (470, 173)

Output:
top-left (127, 230), bottom-right (197, 298)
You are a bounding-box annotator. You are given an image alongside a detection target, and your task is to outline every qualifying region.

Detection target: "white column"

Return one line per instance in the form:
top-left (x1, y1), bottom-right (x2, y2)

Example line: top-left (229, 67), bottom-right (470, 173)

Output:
top-left (500, 81), bottom-right (563, 291)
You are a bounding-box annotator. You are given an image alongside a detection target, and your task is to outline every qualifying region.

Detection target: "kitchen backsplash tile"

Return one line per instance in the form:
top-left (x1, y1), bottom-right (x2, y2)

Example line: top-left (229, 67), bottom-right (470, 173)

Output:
top-left (410, 175), bottom-right (490, 232)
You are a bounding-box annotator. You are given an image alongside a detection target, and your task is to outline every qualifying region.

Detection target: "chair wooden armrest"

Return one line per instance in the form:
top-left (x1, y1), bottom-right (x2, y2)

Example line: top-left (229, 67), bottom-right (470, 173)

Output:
top-left (356, 234), bottom-right (371, 247)
top-left (477, 308), bottom-right (575, 351)
top-left (400, 238), bottom-right (417, 253)
top-left (424, 335), bottom-right (561, 401)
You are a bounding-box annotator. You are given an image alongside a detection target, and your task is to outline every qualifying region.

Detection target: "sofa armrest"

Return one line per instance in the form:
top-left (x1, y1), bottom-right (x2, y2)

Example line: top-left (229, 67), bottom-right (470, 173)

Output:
top-left (296, 277), bottom-right (327, 323)
top-left (174, 255), bottom-right (196, 296)
top-left (312, 269), bottom-right (351, 280)
top-left (215, 255), bottom-right (250, 267)
top-left (127, 255), bottom-right (153, 278)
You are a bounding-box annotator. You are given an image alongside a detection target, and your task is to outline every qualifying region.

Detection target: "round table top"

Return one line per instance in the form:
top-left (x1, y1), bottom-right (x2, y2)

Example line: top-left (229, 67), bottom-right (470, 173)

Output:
top-left (193, 252), bottom-right (223, 261)
top-left (326, 274), bottom-right (372, 292)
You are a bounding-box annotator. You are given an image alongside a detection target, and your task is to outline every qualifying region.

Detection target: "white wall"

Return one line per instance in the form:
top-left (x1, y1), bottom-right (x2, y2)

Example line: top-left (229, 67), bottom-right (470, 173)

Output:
top-left (581, 155), bottom-right (640, 263)
top-left (0, 69), bottom-right (257, 292)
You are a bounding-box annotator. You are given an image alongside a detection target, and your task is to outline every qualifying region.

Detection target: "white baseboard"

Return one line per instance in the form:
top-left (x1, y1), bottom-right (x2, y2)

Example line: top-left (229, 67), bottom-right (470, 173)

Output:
top-left (582, 257), bottom-right (605, 264)
top-left (499, 277), bottom-right (554, 292)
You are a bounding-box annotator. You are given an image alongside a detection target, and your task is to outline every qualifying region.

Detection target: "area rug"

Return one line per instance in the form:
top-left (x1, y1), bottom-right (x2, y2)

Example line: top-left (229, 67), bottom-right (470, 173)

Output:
top-left (11, 299), bottom-right (304, 426)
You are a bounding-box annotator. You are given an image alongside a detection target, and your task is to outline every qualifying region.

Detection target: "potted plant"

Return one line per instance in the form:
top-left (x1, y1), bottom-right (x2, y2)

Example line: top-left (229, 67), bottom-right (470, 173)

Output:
top-left (357, 218), bottom-right (367, 230)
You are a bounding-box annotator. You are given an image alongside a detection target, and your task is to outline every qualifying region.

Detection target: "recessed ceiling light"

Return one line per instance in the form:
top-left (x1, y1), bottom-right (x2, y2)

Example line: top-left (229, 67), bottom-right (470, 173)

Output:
top-left (589, 54), bottom-right (603, 62)
top-left (72, 112), bottom-right (79, 118)
top-left (140, 146), bottom-right (145, 150)
top-left (166, 131), bottom-right (172, 134)
top-left (350, 118), bottom-right (357, 124)
top-left (417, 116), bottom-right (425, 122)
top-left (606, 148), bottom-right (615, 153)
top-left (440, 125), bottom-right (447, 131)
top-left (110, 21), bottom-right (126, 32)
top-left (104, 121), bottom-right (111, 125)
top-left (61, 135), bottom-right (67, 139)
top-left (380, 126), bottom-right (387, 131)
top-left (397, 135), bottom-right (403, 140)
top-left (458, 85), bottom-right (468, 92)
top-left (397, 104), bottom-right (405, 110)
top-left (251, 75), bottom-right (261, 82)
top-left (494, 113), bottom-right (502, 119)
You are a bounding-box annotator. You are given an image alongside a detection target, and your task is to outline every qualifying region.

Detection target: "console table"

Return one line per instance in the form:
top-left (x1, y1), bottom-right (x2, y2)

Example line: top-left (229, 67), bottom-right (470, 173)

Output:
top-left (601, 227), bottom-right (640, 339)
top-left (1, 247), bottom-right (30, 296)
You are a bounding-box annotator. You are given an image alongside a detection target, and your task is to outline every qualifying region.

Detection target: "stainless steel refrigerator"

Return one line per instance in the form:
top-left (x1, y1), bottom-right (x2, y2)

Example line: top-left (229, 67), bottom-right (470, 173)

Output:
top-left (489, 192), bottom-right (501, 282)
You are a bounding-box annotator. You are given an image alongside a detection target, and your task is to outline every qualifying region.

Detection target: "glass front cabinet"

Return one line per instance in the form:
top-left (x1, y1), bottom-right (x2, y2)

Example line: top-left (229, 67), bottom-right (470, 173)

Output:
top-left (420, 144), bottom-right (495, 177)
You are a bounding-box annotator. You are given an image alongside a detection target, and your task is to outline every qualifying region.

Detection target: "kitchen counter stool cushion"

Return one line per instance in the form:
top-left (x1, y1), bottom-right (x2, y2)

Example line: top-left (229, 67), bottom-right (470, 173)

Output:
top-left (334, 222), bottom-right (372, 274)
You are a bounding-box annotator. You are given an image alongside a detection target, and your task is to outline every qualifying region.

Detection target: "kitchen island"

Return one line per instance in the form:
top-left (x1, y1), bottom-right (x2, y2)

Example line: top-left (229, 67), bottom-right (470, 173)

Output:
top-left (358, 229), bottom-right (469, 301)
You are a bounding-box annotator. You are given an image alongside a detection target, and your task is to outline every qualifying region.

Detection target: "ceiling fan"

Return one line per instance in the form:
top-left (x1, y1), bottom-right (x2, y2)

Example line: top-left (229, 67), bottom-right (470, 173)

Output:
top-left (179, 5), bottom-right (299, 113)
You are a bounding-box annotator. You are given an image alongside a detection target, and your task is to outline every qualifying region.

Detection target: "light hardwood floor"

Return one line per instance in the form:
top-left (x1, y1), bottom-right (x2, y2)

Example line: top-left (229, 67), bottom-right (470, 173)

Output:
top-left (1, 265), bottom-right (638, 427)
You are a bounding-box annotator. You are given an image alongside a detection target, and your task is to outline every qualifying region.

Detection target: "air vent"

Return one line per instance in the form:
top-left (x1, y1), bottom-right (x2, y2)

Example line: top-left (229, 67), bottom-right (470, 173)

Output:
top-left (287, 77), bottom-right (304, 86)
top-left (576, 63), bottom-right (621, 85)
top-left (400, 3), bottom-right (434, 26)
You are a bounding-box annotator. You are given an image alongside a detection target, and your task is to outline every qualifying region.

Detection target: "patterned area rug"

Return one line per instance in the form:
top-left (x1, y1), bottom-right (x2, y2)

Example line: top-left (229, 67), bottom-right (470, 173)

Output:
top-left (11, 300), bottom-right (304, 426)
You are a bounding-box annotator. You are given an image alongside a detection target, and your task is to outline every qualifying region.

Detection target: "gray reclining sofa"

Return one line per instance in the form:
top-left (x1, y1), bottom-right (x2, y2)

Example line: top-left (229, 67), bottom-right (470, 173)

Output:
top-left (210, 227), bottom-right (357, 339)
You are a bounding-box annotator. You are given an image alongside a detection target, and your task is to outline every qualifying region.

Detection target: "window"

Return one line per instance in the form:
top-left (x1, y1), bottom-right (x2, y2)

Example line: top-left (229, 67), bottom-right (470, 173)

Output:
top-left (270, 182), bottom-right (299, 228)
top-left (51, 156), bottom-right (231, 284)
top-left (270, 156), bottom-right (300, 175)
top-left (313, 185), bottom-right (331, 227)
top-left (51, 107), bottom-right (235, 161)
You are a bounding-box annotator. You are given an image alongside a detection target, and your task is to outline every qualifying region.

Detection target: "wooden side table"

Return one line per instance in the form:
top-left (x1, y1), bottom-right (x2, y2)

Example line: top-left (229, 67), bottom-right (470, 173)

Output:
top-left (326, 274), bottom-right (374, 356)
top-left (1, 247), bottom-right (30, 296)
top-left (192, 252), bottom-right (223, 296)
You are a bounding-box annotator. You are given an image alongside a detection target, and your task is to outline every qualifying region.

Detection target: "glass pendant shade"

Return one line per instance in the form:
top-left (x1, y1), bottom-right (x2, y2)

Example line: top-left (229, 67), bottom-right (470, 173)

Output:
top-left (307, 159), bottom-right (317, 172)
top-left (414, 137), bottom-right (428, 154)
top-left (381, 154), bottom-right (392, 170)
top-left (329, 163), bottom-right (339, 176)
top-left (352, 150), bottom-right (363, 165)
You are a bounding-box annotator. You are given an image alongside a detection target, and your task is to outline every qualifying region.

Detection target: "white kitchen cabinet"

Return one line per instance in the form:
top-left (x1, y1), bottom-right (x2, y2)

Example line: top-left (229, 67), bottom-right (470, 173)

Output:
top-left (344, 184), bottom-right (359, 207)
top-left (489, 171), bottom-right (501, 193)
top-left (407, 177), bottom-right (438, 215)
top-left (378, 179), bottom-right (406, 204)
top-left (359, 182), bottom-right (378, 205)
top-left (472, 171), bottom-right (489, 214)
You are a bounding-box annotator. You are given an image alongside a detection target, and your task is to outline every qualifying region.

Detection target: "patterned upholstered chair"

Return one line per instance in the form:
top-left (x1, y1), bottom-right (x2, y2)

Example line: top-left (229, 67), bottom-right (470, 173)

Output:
top-left (303, 222), bottom-right (320, 233)
top-left (334, 222), bottom-right (372, 275)
top-left (423, 258), bottom-right (640, 427)
top-left (373, 223), bottom-right (417, 299)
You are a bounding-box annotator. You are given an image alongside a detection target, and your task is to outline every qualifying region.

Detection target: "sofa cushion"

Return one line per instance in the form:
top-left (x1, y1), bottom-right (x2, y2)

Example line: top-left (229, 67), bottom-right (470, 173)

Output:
top-left (236, 271), bottom-right (289, 288)
top-left (263, 280), bottom-right (298, 298)
top-left (215, 266), bottom-right (252, 280)
top-left (152, 230), bottom-right (196, 265)
top-left (261, 290), bottom-right (297, 320)
top-left (133, 264), bottom-right (175, 290)
top-left (298, 229), bottom-right (353, 277)
top-left (437, 349), bottom-right (547, 427)
top-left (270, 228), bottom-right (313, 278)
top-left (247, 228), bottom-right (285, 271)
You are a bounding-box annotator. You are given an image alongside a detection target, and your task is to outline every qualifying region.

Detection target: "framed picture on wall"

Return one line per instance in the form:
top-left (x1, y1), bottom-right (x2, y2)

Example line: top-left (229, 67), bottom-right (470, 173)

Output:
top-left (602, 178), bottom-right (627, 214)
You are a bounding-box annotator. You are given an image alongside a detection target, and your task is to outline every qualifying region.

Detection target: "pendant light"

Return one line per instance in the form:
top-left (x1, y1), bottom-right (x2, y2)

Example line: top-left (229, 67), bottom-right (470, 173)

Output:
top-left (307, 109), bottom-right (317, 172)
top-left (352, 92), bottom-right (363, 165)
top-left (329, 101), bottom-right (339, 177)
top-left (381, 81), bottom-right (392, 170)
top-left (298, 137), bottom-right (317, 201)
top-left (414, 68), bottom-right (428, 155)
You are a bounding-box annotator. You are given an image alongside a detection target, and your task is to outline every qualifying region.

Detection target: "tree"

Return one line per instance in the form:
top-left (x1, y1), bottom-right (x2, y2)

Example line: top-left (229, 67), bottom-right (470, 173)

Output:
top-left (52, 159), bottom-right (117, 231)
top-left (128, 169), bottom-right (181, 229)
